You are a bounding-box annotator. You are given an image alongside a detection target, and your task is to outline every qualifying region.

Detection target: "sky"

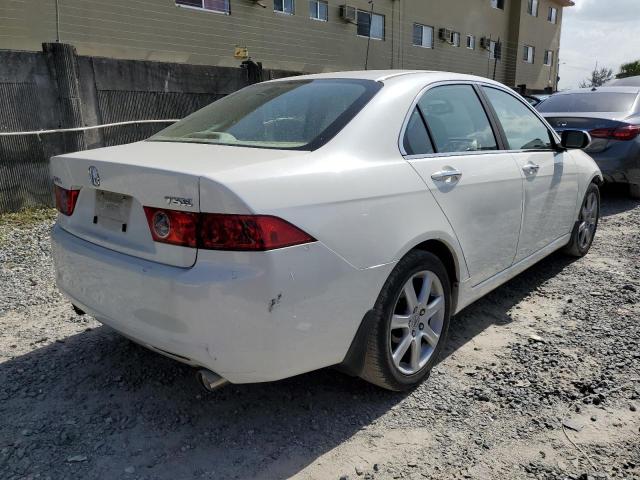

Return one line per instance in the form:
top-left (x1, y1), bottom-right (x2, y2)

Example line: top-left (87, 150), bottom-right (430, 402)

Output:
top-left (558, 0), bottom-right (640, 89)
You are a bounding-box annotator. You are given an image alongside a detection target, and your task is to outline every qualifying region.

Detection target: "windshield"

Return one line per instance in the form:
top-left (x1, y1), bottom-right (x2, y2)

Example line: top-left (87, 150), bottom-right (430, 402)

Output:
top-left (538, 92), bottom-right (638, 113)
top-left (148, 79), bottom-right (381, 150)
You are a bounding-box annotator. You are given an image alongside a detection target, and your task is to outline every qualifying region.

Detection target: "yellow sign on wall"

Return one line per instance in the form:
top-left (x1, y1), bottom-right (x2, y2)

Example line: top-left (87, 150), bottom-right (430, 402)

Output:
top-left (234, 47), bottom-right (249, 59)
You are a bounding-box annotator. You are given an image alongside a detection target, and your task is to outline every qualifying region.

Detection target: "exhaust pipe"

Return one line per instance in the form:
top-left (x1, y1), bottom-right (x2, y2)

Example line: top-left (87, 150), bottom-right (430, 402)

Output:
top-left (196, 369), bottom-right (228, 392)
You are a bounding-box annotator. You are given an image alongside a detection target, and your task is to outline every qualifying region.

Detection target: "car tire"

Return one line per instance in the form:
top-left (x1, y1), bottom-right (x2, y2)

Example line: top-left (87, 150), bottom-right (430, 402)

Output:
top-left (630, 183), bottom-right (640, 199)
top-left (563, 183), bottom-right (600, 257)
top-left (360, 250), bottom-right (451, 391)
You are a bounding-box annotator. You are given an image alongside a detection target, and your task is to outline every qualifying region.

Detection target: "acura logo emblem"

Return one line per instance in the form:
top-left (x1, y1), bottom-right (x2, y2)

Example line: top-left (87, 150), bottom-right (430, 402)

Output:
top-left (88, 166), bottom-right (101, 187)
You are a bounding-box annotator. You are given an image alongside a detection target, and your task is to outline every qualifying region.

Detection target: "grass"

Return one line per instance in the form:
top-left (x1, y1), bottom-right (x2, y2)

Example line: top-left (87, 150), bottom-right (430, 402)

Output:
top-left (0, 206), bottom-right (57, 227)
top-left (0, 207), bottom-right (57, 245)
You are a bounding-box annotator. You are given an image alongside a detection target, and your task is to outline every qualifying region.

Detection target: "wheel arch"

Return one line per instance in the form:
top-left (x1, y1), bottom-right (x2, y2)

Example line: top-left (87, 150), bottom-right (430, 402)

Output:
top-left (338, 236), bottom-right (463, 378)
top-left (589, 172), bottom-right (604, 186)
top-left (408, 238), bottom-right (460, 314)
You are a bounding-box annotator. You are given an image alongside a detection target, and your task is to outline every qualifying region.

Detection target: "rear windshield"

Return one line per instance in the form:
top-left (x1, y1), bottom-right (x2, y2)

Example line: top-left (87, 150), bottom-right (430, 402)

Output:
top-left (148, 79), bottom-right (381, 150)
top-left (538, 92), bottom-right (638, 113)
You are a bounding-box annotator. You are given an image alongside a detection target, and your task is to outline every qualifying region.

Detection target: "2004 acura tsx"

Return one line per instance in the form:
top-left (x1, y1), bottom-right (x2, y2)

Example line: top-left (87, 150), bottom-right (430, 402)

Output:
top-left (51, 71), bottom-right (602, 391)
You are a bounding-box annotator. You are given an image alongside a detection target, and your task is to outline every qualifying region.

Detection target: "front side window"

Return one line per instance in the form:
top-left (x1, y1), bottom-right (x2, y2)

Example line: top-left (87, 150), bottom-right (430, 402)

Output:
top-left (357, 11), bottom-right (385, 39)
top-left (527, 0), bottom-right (538, 16)
top-left (275, 0), bottom-right (294, 15)
top-left (402, 109), bottom-right (435, 155)
top-left (413, 24), bottom-right (434, 48)
top-left (483, 87), bottom-right (553, 150)
top-left (548, 7), bottom-right (558, 23)
top-left (523, 45), bottom-right (535, 63)
top-left (176, 0), bottom-right (229, 14)
top-left (466, 35), bottom-right (475, 50)
top-left (417, 85), bottom-right (498, 153)
top-left (309, 0), bottom-right (328, 21)
top-left (149, 79), bottom-right (381, 151)
top-left (544, 50), bottom-right (553, 66)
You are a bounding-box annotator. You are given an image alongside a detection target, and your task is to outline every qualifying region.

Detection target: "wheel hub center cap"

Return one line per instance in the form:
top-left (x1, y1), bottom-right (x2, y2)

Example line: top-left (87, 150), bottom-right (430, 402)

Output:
top-left (409, 310), bottom-right (422, 330)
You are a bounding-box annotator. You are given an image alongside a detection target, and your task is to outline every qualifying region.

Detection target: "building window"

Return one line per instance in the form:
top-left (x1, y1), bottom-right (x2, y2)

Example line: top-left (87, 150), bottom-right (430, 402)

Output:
top-left (523, 45), bottom-right (535, 63)
top-left (413, 24), bottom-right (434, 48)
top-left (527, 0), bottom-right (538, 16)
top-left (357, 10), bottom-right (385, 40)
top-left (275, 0), bottom-right (295, 15)
top-left (309, 0), bottom-right (328, 21)
top-left (548, 7), bottom-right (558, 23)
top-left (544, 50), bottom-right (553, 66)
top-left (451, 31), bottom-right (460, 47)
top-left (489, 40), bottom-right (497, 59)
top-left (466, 35), bottom-right (475, 49)
top-left (176, 0), bottom-right (230, 14)
top-left (491, 0), bottom-right (505, 10)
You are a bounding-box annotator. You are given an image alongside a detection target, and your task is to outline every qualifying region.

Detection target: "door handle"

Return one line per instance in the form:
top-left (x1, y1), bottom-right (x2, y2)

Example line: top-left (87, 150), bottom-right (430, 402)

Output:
top-left (522, 162), bottom-right (540, 174)
top-left (431, 168), bottom-right (463, 183)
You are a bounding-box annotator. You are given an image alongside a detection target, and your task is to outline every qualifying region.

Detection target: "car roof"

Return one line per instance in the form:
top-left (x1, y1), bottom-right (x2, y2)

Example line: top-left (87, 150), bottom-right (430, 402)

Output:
top-left (267, 70), bottom-right (507, 87)
top-left (607, 76), bottom-right (640, 87)
top-left (554, 86), bottom-right (640, 95)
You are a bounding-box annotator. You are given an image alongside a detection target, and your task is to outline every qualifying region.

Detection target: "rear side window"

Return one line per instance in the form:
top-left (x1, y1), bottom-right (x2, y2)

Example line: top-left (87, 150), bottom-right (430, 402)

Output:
top-left (417, 85), bottom-right (497, 153)
top-left (482, 87), bottom-right (553, 150)
top-left (537, 92), bottom-right (638, 113)
top-left (149, 79), bottom-right (381, 151)
top-left (403, 109), bottom-right (434, 155)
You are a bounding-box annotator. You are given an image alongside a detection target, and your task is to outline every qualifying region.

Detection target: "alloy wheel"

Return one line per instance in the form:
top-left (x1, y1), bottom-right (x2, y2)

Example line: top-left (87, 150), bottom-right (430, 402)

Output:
top-left (389, 270), bottom-right (445, 375)
top-left (578, 190), bottom-right (598, 250)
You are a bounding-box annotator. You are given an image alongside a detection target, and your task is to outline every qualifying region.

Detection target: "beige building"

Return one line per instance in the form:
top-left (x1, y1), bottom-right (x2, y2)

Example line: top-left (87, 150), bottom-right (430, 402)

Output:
top-left (0, 0), bottom-right (573, 91)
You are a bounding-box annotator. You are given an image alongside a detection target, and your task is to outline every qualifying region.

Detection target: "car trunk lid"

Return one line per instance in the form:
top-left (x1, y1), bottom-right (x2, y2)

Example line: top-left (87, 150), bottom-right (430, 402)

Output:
top-left (51, 141), bottom-right (301, 268)
top-left (542, 114), bottom-right (630, 153)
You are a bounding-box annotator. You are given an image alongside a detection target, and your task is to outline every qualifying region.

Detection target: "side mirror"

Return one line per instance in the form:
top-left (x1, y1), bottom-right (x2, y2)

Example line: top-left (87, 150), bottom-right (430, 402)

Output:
top-left (560, 130), bottom-right (591, 150)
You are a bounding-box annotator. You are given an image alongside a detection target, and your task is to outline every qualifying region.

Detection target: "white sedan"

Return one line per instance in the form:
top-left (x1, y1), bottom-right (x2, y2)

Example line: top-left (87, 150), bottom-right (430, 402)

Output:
top-left (51, 71), bottom-right (602, 391)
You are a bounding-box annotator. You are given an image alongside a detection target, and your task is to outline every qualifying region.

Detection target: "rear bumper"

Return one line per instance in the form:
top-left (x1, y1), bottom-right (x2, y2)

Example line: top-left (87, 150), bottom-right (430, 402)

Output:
top-left (52, 225), bottom-right (392, 383)
top-left (588, 141), bottom-right (640, 184)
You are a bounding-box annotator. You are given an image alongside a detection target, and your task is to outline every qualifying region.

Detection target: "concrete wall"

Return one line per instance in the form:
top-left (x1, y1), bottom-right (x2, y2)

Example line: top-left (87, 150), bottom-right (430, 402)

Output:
top-left (0, 0), bottom-right (570, 90)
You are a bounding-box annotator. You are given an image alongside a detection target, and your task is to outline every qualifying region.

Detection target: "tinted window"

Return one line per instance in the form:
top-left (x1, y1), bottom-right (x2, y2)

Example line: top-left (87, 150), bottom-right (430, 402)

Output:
top-left (483, 87), bottom-right (552, 150)
top-left (149, 79), bottom-right (381, 151)
top-left (537, 92), bottom-right (638, 113)
top-left (418, 85), bottom-right (497, 153)
top-left (403, 109), bottom-right (434, 155)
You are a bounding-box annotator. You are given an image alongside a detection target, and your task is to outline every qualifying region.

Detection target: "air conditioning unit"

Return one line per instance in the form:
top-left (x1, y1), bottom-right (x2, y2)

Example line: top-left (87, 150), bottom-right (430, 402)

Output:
top-left (340, 5), bottom-right (357, 22)
top-left (438, 28), bottom-right (453, 43)
top-left (480, 37), bottom-right (491, 50)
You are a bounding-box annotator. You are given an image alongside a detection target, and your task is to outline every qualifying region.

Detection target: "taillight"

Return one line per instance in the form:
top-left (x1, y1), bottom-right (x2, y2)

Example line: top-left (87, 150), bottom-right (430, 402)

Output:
top-left (589, 125), bottom-right (640, 141)
top-left (143, 207), bottom-right (198, 248)
top-left (54, 185), bottom-right (80, 216)
top-left (612, 125), bottom-right (640, 141)
top-left (200, 214), bottom-right (315, 251)
top-left (142, 208), bottom-right (315, 251)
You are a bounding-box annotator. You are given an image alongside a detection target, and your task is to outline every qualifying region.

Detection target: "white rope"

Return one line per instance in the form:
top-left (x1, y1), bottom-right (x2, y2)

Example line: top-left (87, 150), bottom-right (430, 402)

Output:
top-left (0, 119), bottom-right (179, 137)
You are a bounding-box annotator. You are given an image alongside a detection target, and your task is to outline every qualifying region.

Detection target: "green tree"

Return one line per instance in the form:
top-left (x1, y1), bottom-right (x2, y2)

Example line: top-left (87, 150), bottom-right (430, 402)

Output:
top-left (579, 66), bottom-right (614, 88)
top-left (617, 60), bottom-right (640, 79)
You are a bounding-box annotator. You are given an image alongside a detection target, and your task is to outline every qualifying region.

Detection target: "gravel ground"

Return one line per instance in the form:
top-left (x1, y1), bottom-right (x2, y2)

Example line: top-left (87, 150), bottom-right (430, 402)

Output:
top-left (1, 189), bottom-right (639, 480)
